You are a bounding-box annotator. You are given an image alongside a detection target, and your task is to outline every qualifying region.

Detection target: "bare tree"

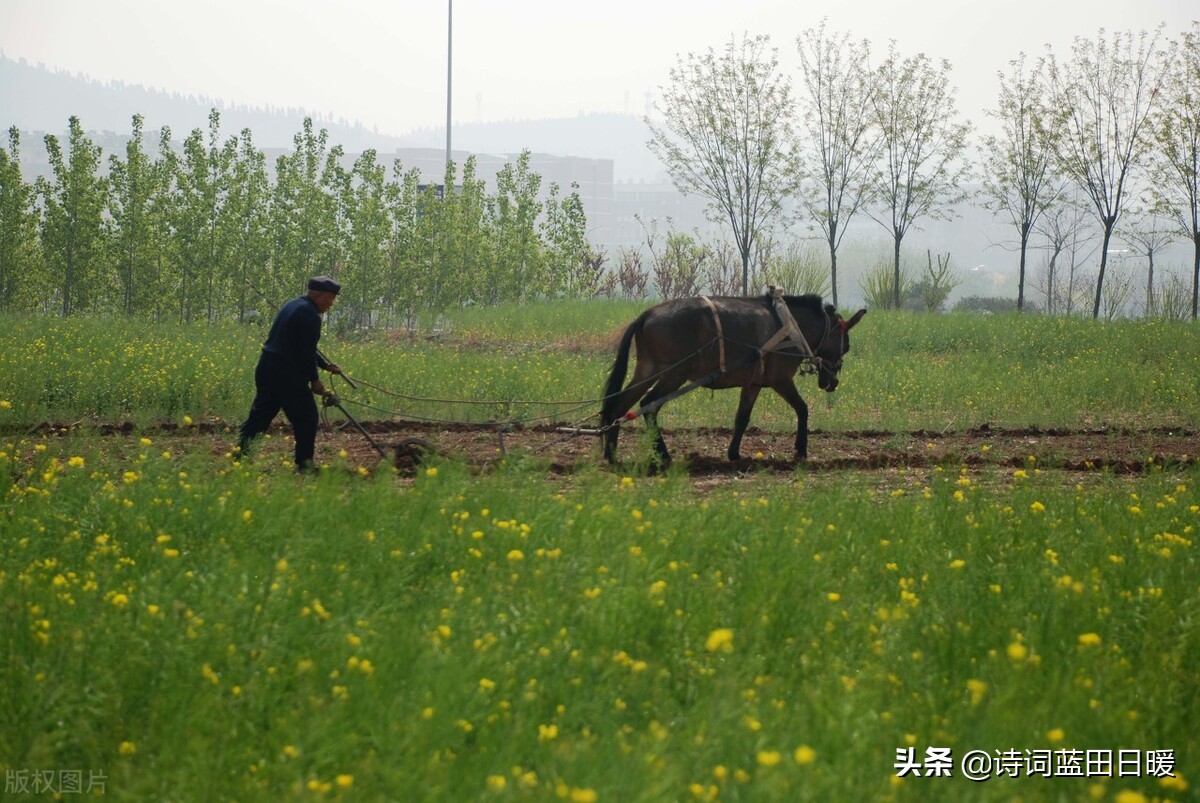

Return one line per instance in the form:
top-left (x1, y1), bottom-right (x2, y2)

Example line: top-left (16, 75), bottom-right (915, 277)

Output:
top-left (794, 20), bottom-right (878, 307)
top-left (1147, 22), bottom-right (1200, 318)
top-left (1031, 193), bottom-right (1097, 315)
top-left (869, 42), bottom-right (972, 308)
top-left (980, 54), bottom-right (1062, 312)
top-left (1120, 209), bottom-right (1178, 316)
top-left (647, 33), bottom-right (796, 296)
top-left (1046, 27), bottom-right (1168, 319)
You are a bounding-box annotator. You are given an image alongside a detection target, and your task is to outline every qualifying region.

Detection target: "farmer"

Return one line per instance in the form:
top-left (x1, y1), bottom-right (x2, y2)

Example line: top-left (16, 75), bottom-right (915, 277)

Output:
top-left (236, 276), bottom-right (343, 472)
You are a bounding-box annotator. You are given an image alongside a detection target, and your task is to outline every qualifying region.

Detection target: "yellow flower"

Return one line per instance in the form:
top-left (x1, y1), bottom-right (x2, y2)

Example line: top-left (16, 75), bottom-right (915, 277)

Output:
top-left (757, 750), bottom-right (782, 767)
top-left (1078, 632), bottom-right (1103, 647)
top-left (183, 415), bottom-right (194, 426)
top-left (538, 723), bottom-right (559, 742)
top-left (68, 456), bottom-right (85, 468)
top-left (826, 592), bottom-right (841, 602)
top-left (570, 789), bottom-right (597, 803)
top-left (966, 678), bottom-right (988, 706)
top-left (705, 628), bottom-right (734, 653)
top-left (479, 677), bottom-right (496, 691)
top-left (793, 745), bottom-right (816, 765)
top-left (949, 559), bottom-right (966, 569)
top-left (1007, 642), bottom-right (1028, 662)
top-left (335, 775), bottom-right (353, 790)
top-left (486, 775), bottom-right (507, 791)
top-left (0, 400), bottom-right (11, 409)
top-left (1031, 501), bottom-right (1046, 513)
top-left (1046, 728), bottom-right (1065, 743)
top-left (425, 467), bottom-right (439, 477)
top-left (507, 549), bottom-right (525, 562)
top-left (118, 741), bottom-right (137, 756)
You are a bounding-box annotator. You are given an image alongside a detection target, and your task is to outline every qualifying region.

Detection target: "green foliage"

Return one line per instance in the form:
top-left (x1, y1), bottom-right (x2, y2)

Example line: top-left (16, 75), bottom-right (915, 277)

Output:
top-left (1, 113), bottom-right (593, 326)
top-left (760, 240), bottom-right (831, 297)
top-left (38, 116), bottom-right (109, 315)
top-left (0, 127), bottom-right (40, 309)
top-left (859, 258), bottom-right (916, 310)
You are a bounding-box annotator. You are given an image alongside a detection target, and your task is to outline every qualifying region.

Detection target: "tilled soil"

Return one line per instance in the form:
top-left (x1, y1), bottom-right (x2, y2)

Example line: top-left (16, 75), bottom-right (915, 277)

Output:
top-left (26, 419), bottom-right (1194, 483)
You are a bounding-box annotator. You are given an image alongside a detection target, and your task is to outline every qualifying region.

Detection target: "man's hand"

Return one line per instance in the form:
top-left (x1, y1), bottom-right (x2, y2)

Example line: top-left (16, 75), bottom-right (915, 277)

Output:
top-left (312, 379), bottom-right (328, 397)
top-left (324, 363), bottom-right (342, 375)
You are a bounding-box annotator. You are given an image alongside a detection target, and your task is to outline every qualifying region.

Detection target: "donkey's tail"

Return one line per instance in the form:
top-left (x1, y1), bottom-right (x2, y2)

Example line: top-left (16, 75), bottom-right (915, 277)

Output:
top-left (600, 313), bottom-right (647, 423)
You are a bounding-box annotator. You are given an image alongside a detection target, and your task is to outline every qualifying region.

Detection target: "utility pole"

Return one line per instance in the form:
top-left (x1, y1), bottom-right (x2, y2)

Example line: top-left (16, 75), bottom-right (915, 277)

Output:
top-left (445, 0), bottom-right (453, 178)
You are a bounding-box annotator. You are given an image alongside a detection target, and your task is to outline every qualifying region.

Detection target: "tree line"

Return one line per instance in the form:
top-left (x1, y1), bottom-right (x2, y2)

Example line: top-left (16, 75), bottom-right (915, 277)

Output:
top-left (648, 21), bottom-right (1200, 318)
top-left (0, 110), bottom-right (593, 328)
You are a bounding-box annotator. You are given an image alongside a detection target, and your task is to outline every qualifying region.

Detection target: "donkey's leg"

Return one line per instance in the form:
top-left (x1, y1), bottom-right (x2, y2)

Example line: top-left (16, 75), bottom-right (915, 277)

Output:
top-left (773, 380), bottom-right (810, 460)
top-left (637, 377), bottom-right (686, 467)
top-left (728, 385), bottom-right (762, 460)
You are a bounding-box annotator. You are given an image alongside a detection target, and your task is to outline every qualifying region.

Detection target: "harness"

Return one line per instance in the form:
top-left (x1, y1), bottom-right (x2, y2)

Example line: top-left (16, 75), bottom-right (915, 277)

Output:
top-left (700, 295), bottom-right (726, 372)
top-left (699, 288), bottom-right (831, 381)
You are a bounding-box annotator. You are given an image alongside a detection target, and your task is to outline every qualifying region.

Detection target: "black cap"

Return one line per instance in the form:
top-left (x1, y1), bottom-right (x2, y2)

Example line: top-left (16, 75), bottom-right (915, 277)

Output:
top-left (307, 276), bottom-right (341, 294)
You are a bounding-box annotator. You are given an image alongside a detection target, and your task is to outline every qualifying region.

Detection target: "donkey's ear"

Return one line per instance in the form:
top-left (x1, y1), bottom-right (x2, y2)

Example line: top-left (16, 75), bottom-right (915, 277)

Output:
top-left (844, 309), bottom-right (867, 330)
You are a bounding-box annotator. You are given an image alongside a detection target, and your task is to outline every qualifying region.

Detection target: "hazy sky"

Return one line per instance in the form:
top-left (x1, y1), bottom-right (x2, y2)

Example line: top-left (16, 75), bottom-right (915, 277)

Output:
top-left (1, 0), bottom-right (1194, 137)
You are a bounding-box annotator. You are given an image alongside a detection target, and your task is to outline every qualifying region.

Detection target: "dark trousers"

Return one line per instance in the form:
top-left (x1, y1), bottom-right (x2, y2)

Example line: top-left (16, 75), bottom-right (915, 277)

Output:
top-left (237, 356), bottom-right (319, 468)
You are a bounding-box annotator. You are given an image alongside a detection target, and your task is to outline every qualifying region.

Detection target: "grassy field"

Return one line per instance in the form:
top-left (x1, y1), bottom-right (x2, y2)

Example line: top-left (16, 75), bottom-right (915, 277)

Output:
top-left (1, 303), bottom-right (1198, 432)
top-left (1, 305), bottom-right (1198, 801)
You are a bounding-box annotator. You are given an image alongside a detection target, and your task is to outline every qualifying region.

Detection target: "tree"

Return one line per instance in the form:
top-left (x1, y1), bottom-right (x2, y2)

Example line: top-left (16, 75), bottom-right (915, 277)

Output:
top-left (1046, 27), bottom-right (1168, 319)
top-left (794, 21), bottom-right (878, 307)
top-left (0, 127), bottom-right (40, 310)
top-left (39, 116), bottom-right (109, 315)
top-left (980, 54), bottom-right (1062, 312)
top-left (647, 33), bottom-right (796, 295)
top-left (486, 151), bottom-right (543, 303)
top-left (1121, 210), bottom-right (1178, 316)
top-left (869, 43), bottom-right (972, 308)
top-left (1147, 22), bottom-right (1200, 318)
top-left (108, 114), bottom-right (161, 314)
top-left (223, 127), bottom-right (271, 322)
top-left (173, 110), bottom-right (238, 322)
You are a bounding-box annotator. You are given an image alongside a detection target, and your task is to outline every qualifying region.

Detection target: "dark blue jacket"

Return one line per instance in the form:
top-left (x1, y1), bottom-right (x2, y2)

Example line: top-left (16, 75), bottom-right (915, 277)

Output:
top-left (260, 296), bottom-right (329, 381)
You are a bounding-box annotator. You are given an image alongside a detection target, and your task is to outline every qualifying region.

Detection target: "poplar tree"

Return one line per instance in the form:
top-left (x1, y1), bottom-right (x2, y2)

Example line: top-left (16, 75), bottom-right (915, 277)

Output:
top-left (108, 114), bottom-right (160, 314)
top-left (0, 127), bottom-right (40, 310)
top-left (224, 127), bottom-right (271, 321)
top-left (39, 116), bottom-right (108, 315)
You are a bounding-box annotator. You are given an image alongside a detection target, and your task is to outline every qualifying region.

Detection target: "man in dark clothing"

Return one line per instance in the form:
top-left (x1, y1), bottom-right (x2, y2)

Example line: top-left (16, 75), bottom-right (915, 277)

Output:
top-left (237, 276), bottom-right (343, 471)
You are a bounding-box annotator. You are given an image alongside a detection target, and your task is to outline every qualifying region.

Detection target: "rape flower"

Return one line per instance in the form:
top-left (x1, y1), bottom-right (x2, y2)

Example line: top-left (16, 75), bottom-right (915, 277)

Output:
top-left (757, 750), bottom-right (782, 767)
top-left (1046, 728), bottom-right (1065, 743)
top-left (1078, 633), bottom-right (1103, 647)
top-left (705, 628), bottom-right (734, 653)
top-left (68, 456), bottom-right (84, 468)
top-left (966, 679), bottom-right (988, 706)
top-left (487, 775), bottom-right (507, 791)
top-left (1030, 501), bottom-right (1046, 513)
top-left (794, 745), bottom-right (816, 765)
top-left (118, 741), bottom-right (136, 756)
top-left (1007, 642), bottom-right (1028, 662)
top-left (425, 467), bottom-right (439, 477)
top-left (336, 775), bottom-right (353, 790)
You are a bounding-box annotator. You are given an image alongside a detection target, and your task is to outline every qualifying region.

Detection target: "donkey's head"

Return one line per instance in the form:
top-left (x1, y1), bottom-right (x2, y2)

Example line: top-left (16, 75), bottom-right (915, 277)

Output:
top-left (815, 306), bottom-right (867, 392)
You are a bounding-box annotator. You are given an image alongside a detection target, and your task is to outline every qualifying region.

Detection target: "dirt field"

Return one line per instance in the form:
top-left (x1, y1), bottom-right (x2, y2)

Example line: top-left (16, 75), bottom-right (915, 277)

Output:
top-left (17, 418), bottom-right (1198, 489)
top-left (32, 417), bottom-right (1187, 482)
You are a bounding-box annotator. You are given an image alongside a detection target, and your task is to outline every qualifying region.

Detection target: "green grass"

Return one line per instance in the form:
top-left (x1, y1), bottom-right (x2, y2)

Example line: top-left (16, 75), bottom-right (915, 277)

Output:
top-left (2, 305), bottom-right (1199, 433)
top-left (0, 441), bottom-right (1196, 801)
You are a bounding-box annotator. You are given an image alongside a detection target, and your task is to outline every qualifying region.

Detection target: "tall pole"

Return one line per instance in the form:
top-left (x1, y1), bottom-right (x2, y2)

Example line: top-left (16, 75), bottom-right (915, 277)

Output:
top-left (445, 0), bottom-right (453, 178)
